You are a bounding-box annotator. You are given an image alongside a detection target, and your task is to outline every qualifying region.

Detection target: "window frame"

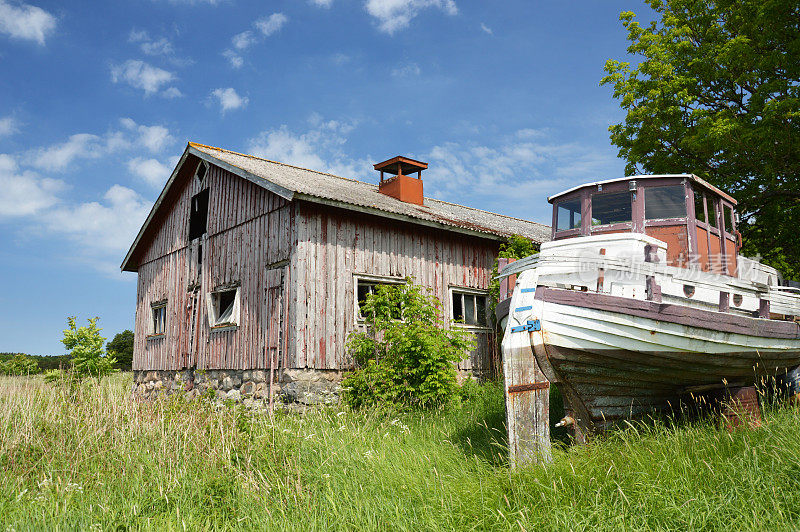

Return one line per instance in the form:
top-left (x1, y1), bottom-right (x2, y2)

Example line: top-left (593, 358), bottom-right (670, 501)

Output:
top-left (555, 199), bottom-right (582, 233)
top-left (206, 285), bottom-right (241, 330)
top-left (353, 274), bottom-right (406, 323)
top-left (149, 300), bottom-right (167, 339)
top-left (589, 191), bottom-right (633, 229)
top-left (643, 184), bottom-right (688, 221)
top-left (449, 286), bottom-right (491, 331)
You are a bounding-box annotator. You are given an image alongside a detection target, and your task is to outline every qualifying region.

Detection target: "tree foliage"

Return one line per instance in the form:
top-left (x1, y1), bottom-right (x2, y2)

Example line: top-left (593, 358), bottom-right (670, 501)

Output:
top-left (107, 330), bottom-right (134, 370)
top-left (601, 0), bottom-right (800, 278)
top-left (0, 354), bottom-right (40, 376)
top-left (342, 279), bottom-right (474, 409)
top-left (62, 317), bottom-right (117, 381)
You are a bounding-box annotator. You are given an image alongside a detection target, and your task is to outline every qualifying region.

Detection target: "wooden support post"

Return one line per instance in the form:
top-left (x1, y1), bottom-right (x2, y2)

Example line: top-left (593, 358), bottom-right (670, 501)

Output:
top-left (503, 321), bottom-right (551, 467)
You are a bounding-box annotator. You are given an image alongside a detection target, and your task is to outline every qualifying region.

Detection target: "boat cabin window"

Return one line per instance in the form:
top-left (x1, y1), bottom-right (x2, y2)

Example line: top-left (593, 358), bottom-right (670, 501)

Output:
top-left (707, 197), bottom-right (719, 229)
top-left (645, 185), bottom-right (686, 219)
top-left (723, 205), bottom-right (734, 233)
top-left (591, 192), bottom-right (631, 226)
top-left (556, 199), bottom-right (581, 231)
top-left (694, 189), bottom-right (706, 223)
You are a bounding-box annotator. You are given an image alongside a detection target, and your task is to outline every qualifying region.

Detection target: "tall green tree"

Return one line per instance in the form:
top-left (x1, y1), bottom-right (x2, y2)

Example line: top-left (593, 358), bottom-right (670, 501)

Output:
top-left (107, 330), bottom-right (134, 370)
top-left (601, 0), bottom-right (800, 279)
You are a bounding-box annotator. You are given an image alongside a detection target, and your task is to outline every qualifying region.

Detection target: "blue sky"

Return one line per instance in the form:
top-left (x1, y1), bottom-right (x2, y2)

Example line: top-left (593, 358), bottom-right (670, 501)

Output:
top-left (0, 0), bottom-right (656, 355)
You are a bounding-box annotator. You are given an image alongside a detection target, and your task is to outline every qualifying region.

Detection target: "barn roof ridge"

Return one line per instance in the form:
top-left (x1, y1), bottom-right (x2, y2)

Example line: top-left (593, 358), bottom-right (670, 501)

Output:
top-left (121, 142), bottom-right (551, 272)
top-left (187, 142), bottom-right (370, 186)
top-left (188, 142), bottom-right (550, 229)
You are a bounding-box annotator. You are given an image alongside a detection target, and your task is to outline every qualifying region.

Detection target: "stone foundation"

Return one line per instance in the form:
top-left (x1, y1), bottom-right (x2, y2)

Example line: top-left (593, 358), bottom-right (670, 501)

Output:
top-left (132, 367), bottom-right (488, 407)
top-left (131, 368), bottom-right (342, 406)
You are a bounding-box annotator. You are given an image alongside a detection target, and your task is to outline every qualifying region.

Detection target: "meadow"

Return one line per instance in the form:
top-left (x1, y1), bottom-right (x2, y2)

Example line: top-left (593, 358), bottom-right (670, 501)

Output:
top-left (1, 374), bottom-right (800, 531)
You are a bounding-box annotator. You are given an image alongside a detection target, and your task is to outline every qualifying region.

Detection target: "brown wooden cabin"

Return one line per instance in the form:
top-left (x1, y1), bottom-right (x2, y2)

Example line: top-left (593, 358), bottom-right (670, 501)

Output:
top-left (548, 174), bottom-right (740, 276)
top-left (121, 143), bottom-right (549, 394)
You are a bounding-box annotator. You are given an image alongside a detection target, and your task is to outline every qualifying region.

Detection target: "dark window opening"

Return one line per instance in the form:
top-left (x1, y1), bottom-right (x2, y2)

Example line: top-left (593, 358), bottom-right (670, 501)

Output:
top-left (694, 189), bottom-right (706, 223)
top-left (197, 243), bottom-right (203, 265)
top-left (591, 192), bottom-right (632, 226)
top-left (645, 185), bottom-right (686, 219)
top-left (451, 290), bottom-right (489, 327)
top-left (723, 205), bottom-right (734, 234)
top-left (556, 200), bottom-right (581, 231)
top-left (189, 188), bottom-right (209, 241)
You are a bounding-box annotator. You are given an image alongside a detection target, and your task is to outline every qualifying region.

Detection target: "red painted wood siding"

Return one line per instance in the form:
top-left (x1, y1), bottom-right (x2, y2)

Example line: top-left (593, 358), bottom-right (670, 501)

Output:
top-left (288, 202), bottom-right (499, 372)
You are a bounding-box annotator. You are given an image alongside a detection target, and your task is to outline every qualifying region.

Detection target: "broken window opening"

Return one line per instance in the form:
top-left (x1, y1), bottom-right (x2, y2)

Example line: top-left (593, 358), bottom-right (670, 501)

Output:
top-left (208, 287), bottom-right (240, 328)
top-left (189, 188), bottom-right (209, 241)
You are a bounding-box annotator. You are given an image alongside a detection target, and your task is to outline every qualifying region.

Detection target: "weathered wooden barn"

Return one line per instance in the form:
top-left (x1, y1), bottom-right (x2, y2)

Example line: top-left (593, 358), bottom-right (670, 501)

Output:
top-left (122, 143), bottom-right (549, 401)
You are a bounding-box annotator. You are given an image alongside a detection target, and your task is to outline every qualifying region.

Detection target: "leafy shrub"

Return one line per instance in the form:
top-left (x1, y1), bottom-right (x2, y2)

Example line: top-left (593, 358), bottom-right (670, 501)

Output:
top-left (0, 354), bottom-right (40, 376)
top-left (341, 279), bottom-right (473, 409)
top-left (61, 317), bottom-right (117, 381)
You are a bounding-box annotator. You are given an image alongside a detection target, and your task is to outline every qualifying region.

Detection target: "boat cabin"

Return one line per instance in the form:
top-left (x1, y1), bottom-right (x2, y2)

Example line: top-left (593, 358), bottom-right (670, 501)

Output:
top-left (549, 174), bottom-right (739, 276)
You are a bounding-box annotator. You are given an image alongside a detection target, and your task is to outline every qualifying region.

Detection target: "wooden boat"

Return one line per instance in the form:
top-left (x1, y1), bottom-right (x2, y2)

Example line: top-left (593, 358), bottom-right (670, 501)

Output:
top-left (497, 174), bottom-right (800, 465)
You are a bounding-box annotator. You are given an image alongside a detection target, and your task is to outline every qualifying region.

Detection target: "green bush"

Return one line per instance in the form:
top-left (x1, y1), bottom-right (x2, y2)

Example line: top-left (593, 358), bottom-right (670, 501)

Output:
top-left (0, 354), bottom-right (40, 376)
top-left (341, 279), bottom-right (473, 409)
top-left (61, 317), bottom-right (117, 381)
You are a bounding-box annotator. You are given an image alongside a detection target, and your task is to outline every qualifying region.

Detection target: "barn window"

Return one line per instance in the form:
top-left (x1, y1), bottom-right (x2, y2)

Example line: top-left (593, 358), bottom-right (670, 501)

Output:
top-left (150, 301), bottom-right (167, 336)
top-left (355, 276), bottom-right (405, 320)
top-left (207, 287), bottom-right (240, 328)
top-left (450, 288), bottom-right (489, 328)
top-left (189, 188), bottom-right (209, 241)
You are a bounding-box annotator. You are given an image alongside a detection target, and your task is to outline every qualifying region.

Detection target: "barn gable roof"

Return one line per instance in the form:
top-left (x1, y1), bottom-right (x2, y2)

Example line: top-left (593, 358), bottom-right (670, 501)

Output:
top-left (121, 142), bottom-right (551, 271)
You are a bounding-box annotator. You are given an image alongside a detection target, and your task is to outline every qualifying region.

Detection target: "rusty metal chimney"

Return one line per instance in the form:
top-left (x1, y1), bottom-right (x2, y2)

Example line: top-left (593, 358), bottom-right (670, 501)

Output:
top-left (374, 156), bottom-right (427, 205)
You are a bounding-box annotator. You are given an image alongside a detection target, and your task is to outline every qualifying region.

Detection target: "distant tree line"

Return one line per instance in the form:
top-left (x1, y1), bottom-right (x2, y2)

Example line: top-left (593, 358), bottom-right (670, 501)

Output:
top-left (0, 328), bottom-right (134, 376)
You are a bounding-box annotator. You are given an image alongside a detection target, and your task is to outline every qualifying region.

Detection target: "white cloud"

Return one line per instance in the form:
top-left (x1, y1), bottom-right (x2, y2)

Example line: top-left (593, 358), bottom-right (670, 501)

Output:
top-left (391, 62), bottom-right (421, 77)
top-left (222, 49), bottom-right (243, 68)
top-left (162, 87), bottom-right (183, 99)
top-left (0, 0), bottom-right (56, 45)
top-left (120, 118), bottom-right (174, 152)
top-left (28, 119), bottom-right (174, 172)
top-left (0, 116), bottom-right (18, 137)
top-left (364, 0), bottom-right (457, 35)
top-left (0, 154), bottom-right (65, 217)
top-left (248, 116), bottom-right (370, 179)
top-left (224, 12), bottom-right (287, 67)
top-left (255, 13), bottom-right (287, 36)
top-left (310, 0), bottom-right (333, 7)
top-left (110, 60), bottom-right (179, 97)
top-left (28, 133), bottom-right (106, 172)
top-left (480, 22), bottom-right (492, 35)
top-left (422, 132), bottom-right (622, 220)
top-left (232, 30), bottom-right (256, 50)
top-left (211, 87), bottom-right (248, 113)
top-left (40, 184), bottom-right (153, 274)
top-left (126, 157), bottom-right (173, 187)
top-left (129, 29), bottom-right (175, 56)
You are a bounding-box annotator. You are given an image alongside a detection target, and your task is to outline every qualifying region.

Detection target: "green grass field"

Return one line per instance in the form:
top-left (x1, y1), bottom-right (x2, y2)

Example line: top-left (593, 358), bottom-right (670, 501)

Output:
top-left (2, 374), bottom-right (800, 531)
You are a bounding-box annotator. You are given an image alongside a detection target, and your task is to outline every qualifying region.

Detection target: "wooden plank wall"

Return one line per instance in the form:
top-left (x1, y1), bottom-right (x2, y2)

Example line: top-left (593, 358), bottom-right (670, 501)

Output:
top-left (133, 162), bottom-right (291, 371)
top-left (288, 202), bottom-right (499, 372)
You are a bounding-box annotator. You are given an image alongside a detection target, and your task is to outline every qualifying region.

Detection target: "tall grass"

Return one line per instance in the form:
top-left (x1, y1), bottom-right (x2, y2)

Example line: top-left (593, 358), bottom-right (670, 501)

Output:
top-left (1, 374), bottom-right (800, 530)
